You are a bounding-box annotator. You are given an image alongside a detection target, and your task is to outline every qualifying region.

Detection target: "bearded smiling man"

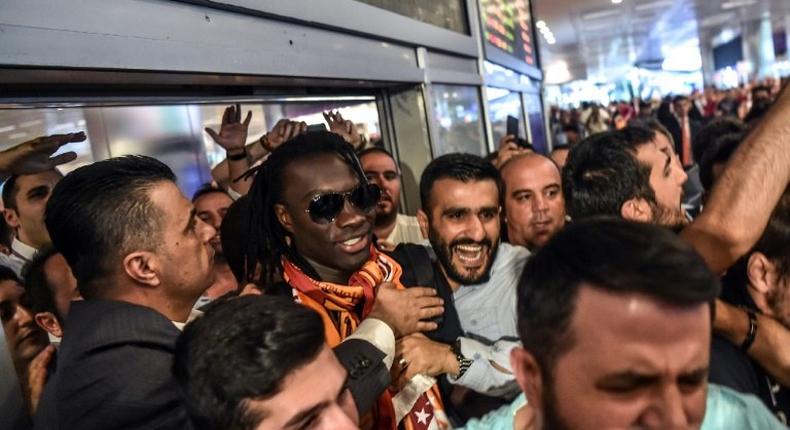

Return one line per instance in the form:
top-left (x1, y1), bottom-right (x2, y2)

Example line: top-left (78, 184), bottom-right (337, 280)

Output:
top-left (394, 154), bottom-right (529, 414)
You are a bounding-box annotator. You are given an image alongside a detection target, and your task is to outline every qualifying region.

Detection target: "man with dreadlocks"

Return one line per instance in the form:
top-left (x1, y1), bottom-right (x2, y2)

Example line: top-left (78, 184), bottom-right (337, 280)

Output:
top-left (245, 130), bottom-right (450, 429)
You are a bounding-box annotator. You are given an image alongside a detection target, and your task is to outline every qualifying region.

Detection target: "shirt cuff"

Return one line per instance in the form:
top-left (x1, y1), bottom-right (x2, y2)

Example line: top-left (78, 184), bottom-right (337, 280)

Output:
top-left (346, 318), bottom-right (395, 370)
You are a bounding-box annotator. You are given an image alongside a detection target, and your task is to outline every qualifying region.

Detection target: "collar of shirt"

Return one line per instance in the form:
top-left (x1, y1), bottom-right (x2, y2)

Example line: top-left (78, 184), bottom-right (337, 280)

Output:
top-left (172, 308), bottom-right (204, 331)
top-left (11, 238), bottom-right (37, 262)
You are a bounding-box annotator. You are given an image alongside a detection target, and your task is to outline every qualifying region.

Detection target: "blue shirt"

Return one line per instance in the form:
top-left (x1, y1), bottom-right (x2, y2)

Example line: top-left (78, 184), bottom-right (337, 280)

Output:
top-left (448, 242), bottom-right (529, 397)
top-left (458, 384), bottom-right (786, 429)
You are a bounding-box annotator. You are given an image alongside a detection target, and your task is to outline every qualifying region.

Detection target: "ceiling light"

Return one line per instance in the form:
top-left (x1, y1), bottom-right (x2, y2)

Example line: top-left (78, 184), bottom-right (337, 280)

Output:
top-left (634, 0), bottom-right (673, 11)
top-left (722, 0), bottom-right (757, 9)
top-left (612, 0), bottom-right (623, 4)
top-left (536, 20), bottom-right (547, 29)
top-left (582, 9), bottom-right (620, 20)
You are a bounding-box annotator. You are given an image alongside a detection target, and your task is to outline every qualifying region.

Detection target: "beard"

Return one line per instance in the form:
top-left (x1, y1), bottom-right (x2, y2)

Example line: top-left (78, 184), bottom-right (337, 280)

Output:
top-left (767, 279), bottom-right (790, 328)
top-left (651, 201), bottom-right (689, 231)
top-left (541, 377), bottom-right (574, 430)
top-left (428, 228), bottom-right (498, 286)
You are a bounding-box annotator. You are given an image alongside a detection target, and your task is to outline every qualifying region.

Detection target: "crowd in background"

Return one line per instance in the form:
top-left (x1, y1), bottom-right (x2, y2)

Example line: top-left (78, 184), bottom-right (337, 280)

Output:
top-left (0, 77), bottom-right (788, 430)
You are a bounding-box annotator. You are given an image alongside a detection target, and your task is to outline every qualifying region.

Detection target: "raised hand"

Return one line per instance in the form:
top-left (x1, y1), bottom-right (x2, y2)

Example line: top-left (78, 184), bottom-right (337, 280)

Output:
top-left (323, 111), bottom-right (363, 149)
top-left (367, 283), bottom-right (444, 338)
top-left (204, 104), bottom-right (252, 153)
top-left (0, 132), bottom-right (84, 176)
top-left (261, 119), bottom-right (307, 152)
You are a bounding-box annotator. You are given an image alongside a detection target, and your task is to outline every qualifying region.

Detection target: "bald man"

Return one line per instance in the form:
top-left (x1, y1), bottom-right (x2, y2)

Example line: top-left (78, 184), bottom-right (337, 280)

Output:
top-left (501, 154), bottom-right (567, 250)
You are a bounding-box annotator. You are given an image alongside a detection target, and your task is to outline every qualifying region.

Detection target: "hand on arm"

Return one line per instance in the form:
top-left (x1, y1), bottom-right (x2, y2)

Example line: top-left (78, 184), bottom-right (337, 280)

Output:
top-left (23, 344), bottom-right (56, 416)
top-left (367, 283), bottom-right (444, 338)
top-left (393, 333), bottom-right (457, 388)
top-left (0, 132), bottom-right (84, 177)
top-left (714, 300), bottom-right (790, 386)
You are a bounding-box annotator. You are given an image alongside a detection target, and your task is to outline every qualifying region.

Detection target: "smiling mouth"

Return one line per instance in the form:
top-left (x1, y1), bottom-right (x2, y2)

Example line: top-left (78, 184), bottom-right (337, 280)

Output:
top-left (454, 243), bottom-right (487, 266)
top-left (337, 234), bottom-right (370, 254)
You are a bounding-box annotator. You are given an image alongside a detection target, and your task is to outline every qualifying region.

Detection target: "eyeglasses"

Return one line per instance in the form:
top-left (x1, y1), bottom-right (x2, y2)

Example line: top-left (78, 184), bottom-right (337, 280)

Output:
top-left (306, 183), bottom-right (381, 224)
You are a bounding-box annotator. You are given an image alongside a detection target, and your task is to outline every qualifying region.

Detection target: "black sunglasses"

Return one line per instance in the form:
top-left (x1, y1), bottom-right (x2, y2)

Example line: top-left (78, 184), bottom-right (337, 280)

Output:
top-left (306, 183), bottom-right (381, 224)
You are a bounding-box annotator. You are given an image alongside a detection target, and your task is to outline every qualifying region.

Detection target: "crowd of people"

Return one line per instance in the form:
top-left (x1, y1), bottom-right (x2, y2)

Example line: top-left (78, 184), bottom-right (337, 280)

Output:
top-left (0, 77), bottom-right (788, 430)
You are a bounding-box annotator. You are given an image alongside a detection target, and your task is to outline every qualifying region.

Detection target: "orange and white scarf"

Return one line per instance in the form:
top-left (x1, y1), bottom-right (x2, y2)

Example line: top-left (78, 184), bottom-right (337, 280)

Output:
top-left (282, 248), bottom-right (449, 430)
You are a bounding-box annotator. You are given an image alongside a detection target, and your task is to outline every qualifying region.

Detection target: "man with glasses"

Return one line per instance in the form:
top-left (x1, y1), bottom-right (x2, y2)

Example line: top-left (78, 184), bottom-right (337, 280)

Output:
top-left (244, 130), bottom-right (449, 429)
top-left (359, 147), bottom-right (423, 248)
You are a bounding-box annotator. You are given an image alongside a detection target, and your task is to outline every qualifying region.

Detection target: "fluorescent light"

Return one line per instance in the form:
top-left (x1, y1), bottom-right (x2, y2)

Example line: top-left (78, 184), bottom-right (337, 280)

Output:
top-left (634, 0), bottom-right (673, 11)
top-left (8, 132), bottom-right (29, 140)
top-left (0, 125), bottom-right (15, 133)
top-left (722, 0), bottom-right (757, 9)
top-left (612, 0), bottom-right (623, 4)
top-left (582, 9), bottom-right (619, 20)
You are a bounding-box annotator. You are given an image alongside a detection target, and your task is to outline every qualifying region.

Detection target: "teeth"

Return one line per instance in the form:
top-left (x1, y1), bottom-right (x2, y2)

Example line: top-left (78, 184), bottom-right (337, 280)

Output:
top-left (456, 244), bottom-right (482, 252)
top-left (342, 236), bottom-right (363, 246)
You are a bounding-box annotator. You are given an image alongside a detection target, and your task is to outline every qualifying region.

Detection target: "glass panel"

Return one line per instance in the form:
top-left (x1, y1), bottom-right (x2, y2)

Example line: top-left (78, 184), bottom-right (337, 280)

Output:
top-left (486, 86), bottom-right (525, 146)
top-left (356, 0), bottom-right (468, 34)
top-left (388, 87), bottom-right (432, 214)
top-left (0, 98), bottom-right (382, 199)
top-left (429, 84), bottom-right (486, 157)
top-left (523, 92), bottom-right (547, 153)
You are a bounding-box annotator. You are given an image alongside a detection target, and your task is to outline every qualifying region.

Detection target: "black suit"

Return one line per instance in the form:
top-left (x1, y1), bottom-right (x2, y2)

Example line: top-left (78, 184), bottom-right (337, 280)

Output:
top-left (34, 299), bottom-right (191, 430)
top-left (35, 299), bottom-right (390, 429)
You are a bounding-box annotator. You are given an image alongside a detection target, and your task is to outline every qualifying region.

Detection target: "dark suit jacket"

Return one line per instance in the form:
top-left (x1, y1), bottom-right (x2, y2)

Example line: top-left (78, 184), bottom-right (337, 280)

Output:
top-left (34, 299), bottom-right (191, 430)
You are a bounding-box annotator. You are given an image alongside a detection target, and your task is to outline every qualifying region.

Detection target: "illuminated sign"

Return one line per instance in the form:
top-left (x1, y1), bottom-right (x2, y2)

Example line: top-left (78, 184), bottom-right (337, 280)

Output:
top-left (480, 0), bottom-right (537, 67)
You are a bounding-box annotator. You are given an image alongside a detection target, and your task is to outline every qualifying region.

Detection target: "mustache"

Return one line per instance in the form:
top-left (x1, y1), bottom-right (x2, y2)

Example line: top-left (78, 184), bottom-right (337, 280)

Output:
top-left (449, 238), bottom-right (493, 249)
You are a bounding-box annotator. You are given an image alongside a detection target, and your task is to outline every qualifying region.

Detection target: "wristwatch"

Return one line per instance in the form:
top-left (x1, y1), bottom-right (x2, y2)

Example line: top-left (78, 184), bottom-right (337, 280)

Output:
top-left (451, 339), bottom-right (473, 378)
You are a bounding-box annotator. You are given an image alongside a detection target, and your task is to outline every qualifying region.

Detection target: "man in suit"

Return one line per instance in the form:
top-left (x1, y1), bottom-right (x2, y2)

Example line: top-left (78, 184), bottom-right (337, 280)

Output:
top-left (658, 95), bottom-right (701, 168)
top-left (35, 155), bottom-right (215, 429)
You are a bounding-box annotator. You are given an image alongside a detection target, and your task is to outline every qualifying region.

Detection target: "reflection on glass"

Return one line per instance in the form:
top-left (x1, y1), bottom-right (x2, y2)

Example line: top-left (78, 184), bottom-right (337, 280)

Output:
top-left (523, 92), bottom-right (547, 153)
top-left (0, 98), bottom-right (381, 199)
top-left (389, 87), bottom-right (432, 214)
top-left (429, 84), bottom-right (486, 157)
top-left (356, 0), bottom-right (468, 34)
top-left (486, 86), bottom-right (525, 146)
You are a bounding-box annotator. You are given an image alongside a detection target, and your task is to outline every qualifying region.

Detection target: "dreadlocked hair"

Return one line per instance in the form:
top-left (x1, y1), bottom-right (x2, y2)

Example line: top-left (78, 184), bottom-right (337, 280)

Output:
top-left (245, 130), bottom-right (368, 290)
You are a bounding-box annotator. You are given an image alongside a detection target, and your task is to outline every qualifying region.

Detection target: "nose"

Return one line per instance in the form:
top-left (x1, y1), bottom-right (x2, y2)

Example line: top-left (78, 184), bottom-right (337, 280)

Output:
top-left (642, 385), bottom-right (690, 429)
top-left (323, 404), bottom-right (358, 430)
top-left (462, 214), bottom-right (487, 242)
top-left (532, 194), bottom-right (549, 213)
top-left (676, 165), bottom-right (688, 186)
top-left (198, 218), bottom-right (217, 242)
top-left (334, 198), bottom-right (367, 229)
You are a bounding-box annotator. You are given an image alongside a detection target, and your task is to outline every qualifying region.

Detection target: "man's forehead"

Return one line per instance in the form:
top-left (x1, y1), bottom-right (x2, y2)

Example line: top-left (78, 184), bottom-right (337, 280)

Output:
top-left (18, 170), bottom-right (62, 190)
top-left (194, 192), bottom-right (232, 211)
top-left (504, 156), bottom-right (560, 187)
top-left (282, 154), bottom-right (359, 199)
top-left (0, 280), bottom-right (23, 302)
top-left (361, 152), bottom-right (396, 171)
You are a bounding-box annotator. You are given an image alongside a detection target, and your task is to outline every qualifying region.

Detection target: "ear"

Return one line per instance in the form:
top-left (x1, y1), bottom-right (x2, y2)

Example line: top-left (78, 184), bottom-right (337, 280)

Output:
top-left (3, 208), bottom-right (20, 230)
top-left (746, 252), bottom-right (780, 317)
top-left (274, 203), bottom-right (295, 235)
top-left (510, 347), bottom-right (544, 412)
top-left (122, 251), bottom-right (161, 287)
top-left (620, 198), bottom-right (652, 222)
top-left (416, 209), bottom-right (429, 240)
top-left (34, 312), bottom-right (63, 338)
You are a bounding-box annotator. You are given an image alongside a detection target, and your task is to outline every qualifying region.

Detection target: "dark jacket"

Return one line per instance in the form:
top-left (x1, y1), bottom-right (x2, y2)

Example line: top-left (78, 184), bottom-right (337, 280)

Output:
top-left (34, 299), bottom-right (191, 430)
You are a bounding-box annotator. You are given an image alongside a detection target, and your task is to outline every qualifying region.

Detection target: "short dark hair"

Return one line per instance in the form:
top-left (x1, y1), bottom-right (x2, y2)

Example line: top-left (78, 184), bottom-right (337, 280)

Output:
top-left (357, 146), bottom-right (395, 162)
top-left (246, 131), bottom-right (367, 286)
top-left (419, 153), bottom-right (503, 211)
top-left (699, 133), bottom-right (742, 192)
top-left (562, 127), bottom-right (657, 219)
top-left (173, 296), bottom-right (325, 430)
top-left (753, 187), bottom-right (790, 278)
top-left (692, 117), bottom-right (745, 165)
top-left (192, 182), bottom-right (230, 203)
top-left (23, 247), bottom-right (61, 320)
top-left (0, 265), bottom-right (20, 284)
top-left (0, 216), bottom-right (13, 249)
top-left (517, 218), bottom-right (720, 381)
top-left (45, 156), bottom-right (176, 298)
top-left (672, 95), bottom-right (689, 104)
top-left (2, 175), bottom-right (20, 210)
top-left (221, 195), bottom-right (251, 284)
